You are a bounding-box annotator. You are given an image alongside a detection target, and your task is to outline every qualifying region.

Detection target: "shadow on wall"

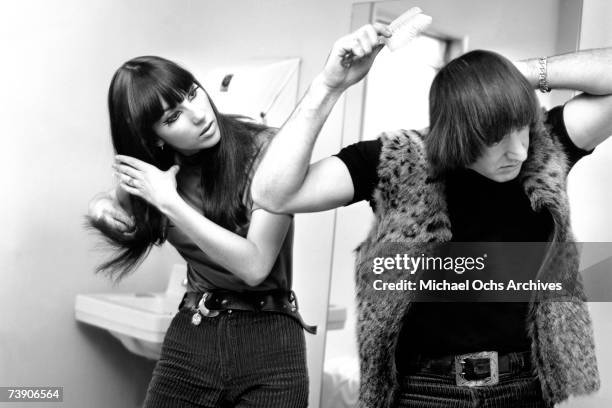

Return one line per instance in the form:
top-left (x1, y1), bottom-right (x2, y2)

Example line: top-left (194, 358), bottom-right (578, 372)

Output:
top-left (76, 323), bottom-right (156, 407)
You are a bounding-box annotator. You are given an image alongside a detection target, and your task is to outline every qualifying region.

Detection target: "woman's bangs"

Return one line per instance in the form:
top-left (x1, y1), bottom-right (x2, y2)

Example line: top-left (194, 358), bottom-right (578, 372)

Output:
top-left (133, 67), bottom-right (195, 127)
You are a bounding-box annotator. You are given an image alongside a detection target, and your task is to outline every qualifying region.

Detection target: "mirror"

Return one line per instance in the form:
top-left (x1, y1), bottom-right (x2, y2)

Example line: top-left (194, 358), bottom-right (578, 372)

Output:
top-left (322, 1), bottom-right (583, 406)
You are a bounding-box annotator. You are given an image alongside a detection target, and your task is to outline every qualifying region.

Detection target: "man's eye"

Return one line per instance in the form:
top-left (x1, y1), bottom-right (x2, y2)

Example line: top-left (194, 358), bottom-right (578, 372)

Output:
top-left (165, 112), bottom-right (181, 125)
top-left (489, 137), bottom-right (503, 146)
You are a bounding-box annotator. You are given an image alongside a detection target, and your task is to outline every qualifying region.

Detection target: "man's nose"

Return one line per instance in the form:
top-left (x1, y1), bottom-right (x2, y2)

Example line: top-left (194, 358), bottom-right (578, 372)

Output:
top-left (506, 133), bottom-right (528, 162)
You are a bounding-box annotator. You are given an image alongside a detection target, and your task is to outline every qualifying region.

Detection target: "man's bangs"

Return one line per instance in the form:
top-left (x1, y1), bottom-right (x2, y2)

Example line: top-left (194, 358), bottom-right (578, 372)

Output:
top-left (427, 50), bottom-right (541, 176)
top-left (480, 77), bottom-right (538, 145)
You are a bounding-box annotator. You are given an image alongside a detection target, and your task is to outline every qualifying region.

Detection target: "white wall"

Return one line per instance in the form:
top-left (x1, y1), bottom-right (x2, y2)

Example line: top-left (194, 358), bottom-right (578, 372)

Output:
top-left (0, 1), bottom-right (360, 407)
top-left (375, 0), bottom-right (561, 59)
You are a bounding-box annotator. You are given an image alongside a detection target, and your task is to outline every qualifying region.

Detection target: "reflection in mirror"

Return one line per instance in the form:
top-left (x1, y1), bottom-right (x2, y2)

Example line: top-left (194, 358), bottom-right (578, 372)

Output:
top-left (322, 1), bottom-right (584, 407)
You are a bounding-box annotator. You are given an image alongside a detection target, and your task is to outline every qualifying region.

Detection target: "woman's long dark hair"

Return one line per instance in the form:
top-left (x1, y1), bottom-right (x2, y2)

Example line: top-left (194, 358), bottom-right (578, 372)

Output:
top-left (88, 56), bottom-right (266, 280)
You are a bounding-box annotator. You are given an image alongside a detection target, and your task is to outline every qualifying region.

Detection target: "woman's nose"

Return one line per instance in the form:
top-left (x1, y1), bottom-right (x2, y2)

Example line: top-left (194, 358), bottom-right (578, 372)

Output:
top-left (187, 102), bottom-right (206, 125)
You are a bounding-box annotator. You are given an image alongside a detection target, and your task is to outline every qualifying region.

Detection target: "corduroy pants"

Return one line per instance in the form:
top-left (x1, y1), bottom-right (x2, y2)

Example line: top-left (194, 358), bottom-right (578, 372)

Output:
top-left (143, 308), bottom-right (309, 407)
top-left (396, 368), bottom-right (551, 408)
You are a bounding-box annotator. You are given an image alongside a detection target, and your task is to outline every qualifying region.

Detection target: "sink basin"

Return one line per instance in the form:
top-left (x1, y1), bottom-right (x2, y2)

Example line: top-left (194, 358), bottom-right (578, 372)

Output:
top-left (327, 304), bottom-right (347, 331)
top-left (75, 264), bottom-right (187, 359)
top-left (101, 293), bottom-right (182, 314)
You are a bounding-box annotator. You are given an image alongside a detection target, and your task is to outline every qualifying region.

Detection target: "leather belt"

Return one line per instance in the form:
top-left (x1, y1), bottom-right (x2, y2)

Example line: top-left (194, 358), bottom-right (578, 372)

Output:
top-left (407, 350), bottom-right (531, 387)
top-left (179, 290), bottom-right (317, 335)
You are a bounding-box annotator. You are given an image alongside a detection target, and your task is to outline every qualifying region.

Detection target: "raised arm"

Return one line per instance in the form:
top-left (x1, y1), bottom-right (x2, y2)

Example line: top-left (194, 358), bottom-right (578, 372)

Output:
top-left (516, 47), bottom-right (612, 150)
top-left (251, 24), bottom-right (392, 214)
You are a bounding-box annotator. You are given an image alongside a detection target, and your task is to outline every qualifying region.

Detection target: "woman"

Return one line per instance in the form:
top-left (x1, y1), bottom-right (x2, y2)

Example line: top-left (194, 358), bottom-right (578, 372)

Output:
top-left (251, 18), bottom-right (612, 408)
top-left (87, 56), bottom-right (313, 408)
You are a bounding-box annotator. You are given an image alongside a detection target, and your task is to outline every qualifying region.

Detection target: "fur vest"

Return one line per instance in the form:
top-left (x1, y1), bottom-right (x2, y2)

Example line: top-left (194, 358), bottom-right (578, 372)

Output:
top-left (353, 125), bottom-right (600, 407)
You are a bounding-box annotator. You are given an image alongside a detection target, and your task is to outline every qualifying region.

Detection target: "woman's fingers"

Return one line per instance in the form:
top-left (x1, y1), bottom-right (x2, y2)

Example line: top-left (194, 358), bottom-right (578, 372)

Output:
top-left (117, 173), bottom-right (141, 189)
top-left (93, 201), bottom-right (135, 233)
top-left (118, 179), bottom-right (142, 198)
top-left (112, 159), bottom-right (150, 198)
top-left (115, 155), bottom-right (148, 170)
top-left (105, 215), bottom-right (132, 233)
top-left (109, 207), bottom-right (135, 230)
top-left (112, 158), bottom-right (179, 211)
top-left (113, 163), bottom-right (141, 179)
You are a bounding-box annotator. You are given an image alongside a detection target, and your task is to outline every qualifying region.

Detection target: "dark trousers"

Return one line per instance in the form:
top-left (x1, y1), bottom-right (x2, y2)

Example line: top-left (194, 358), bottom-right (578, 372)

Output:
top-left (143, 309), bottom-right (309, 407)
top-left (396, 369), bottom-right (551, 408)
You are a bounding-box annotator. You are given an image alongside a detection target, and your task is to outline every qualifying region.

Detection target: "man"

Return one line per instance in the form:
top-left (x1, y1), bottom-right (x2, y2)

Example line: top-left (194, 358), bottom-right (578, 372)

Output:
top-left (251, 15), bottom-right (612, 408)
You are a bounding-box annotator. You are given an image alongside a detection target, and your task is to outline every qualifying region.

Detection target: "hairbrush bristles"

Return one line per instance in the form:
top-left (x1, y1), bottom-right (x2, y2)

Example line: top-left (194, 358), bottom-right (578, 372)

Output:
top-left (339, 7), bottom-right (432, 68)
top-left (385, 8), bottom-right (432, 52)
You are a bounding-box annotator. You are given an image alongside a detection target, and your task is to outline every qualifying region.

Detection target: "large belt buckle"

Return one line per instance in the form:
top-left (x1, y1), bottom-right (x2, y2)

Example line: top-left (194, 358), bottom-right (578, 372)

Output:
top-left (454, 351), bottom-right (498, 387)
top-left (198, 293), bottom-right (220, 318)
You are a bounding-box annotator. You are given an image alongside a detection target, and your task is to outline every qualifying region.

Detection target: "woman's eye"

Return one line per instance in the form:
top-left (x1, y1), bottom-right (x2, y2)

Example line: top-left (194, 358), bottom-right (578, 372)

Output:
top-left (188, 86), bottom-right (198, 101)
top-left (165, 111), bottom-right (181, 125)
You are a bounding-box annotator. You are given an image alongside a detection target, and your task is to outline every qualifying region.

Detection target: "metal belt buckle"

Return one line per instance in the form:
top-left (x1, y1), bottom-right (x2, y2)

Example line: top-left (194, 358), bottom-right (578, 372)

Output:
top-left (454, 351), bottom-right (498, 387)
top-left (288, 291), bottom-right (298, 313)
top-left (198, 293), bottom-right (220, 318)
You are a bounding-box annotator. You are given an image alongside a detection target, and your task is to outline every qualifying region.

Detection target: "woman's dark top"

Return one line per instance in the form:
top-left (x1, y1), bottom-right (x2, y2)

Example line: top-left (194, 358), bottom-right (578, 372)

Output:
top-left (334, 106), bottom-right (591, 363)
top-left (165, 129), bottom-right (293, 293)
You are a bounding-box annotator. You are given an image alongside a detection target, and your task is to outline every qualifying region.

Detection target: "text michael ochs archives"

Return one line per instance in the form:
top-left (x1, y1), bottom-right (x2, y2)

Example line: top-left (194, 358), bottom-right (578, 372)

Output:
top-left (370, 254), bottom-right (563, 292)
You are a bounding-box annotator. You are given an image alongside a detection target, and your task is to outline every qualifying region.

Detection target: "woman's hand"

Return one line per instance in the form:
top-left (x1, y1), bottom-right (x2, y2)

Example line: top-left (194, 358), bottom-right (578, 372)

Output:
top-left (113, 155), bottom-right (181, 213)
top-left (88, 190), bottom-right (135, 235)
top-left (319, 23), bottom-right (392, 92)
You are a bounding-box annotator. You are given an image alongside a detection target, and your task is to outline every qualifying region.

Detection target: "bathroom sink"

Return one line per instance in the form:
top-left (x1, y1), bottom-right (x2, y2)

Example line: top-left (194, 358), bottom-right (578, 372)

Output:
top-left (327, 304), bottom-right (347, 331)
top-left (101, 293), bottom-right (181, 314)
top-left (75, 264), bottom-right (187, 359)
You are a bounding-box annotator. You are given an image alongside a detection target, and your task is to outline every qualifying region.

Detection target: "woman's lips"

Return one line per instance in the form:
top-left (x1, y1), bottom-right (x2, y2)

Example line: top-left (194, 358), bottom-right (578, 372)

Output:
top-left (200, 121), bottom-right (214, 137)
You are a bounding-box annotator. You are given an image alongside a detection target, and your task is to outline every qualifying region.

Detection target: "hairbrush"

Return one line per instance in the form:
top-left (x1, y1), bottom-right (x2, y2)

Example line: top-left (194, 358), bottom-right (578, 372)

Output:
top-left (341, 7), bottom-right (432, 68)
